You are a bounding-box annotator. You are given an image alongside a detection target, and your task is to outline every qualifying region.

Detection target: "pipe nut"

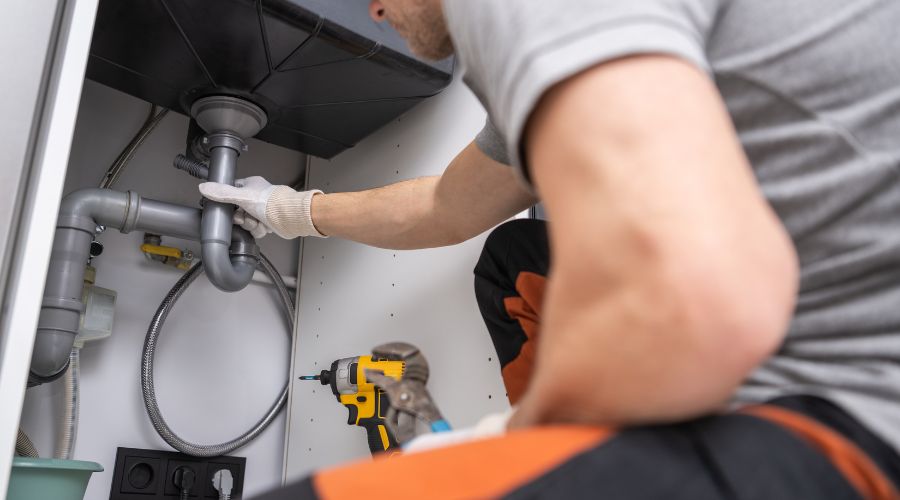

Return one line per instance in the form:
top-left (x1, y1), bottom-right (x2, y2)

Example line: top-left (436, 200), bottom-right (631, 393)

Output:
top-left (230, 238), bottom-right (259, 259)
top-left (204, 133), bottom-right (246, 154)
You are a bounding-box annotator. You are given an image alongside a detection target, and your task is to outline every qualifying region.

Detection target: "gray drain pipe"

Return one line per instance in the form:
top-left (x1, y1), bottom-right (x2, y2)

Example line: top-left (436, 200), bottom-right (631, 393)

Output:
top-left (30, 189), bottom-right (258, 386)
top-left (31, 95), bottom-right (270, 386)
top-left (191, 96), bottom-right (268, 293)
top-left (200, 134), bottom-right (257, 292)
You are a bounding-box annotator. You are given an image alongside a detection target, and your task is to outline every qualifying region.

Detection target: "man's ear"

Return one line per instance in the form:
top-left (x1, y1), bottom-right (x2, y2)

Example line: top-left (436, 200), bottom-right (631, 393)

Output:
top-left (369, 1), bottom-right (387, 22)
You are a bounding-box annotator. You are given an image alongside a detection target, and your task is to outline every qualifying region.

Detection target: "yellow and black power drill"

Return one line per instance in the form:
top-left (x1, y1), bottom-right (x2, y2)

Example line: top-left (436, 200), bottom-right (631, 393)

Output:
top-left (300, 355), bottom-right (405, 454)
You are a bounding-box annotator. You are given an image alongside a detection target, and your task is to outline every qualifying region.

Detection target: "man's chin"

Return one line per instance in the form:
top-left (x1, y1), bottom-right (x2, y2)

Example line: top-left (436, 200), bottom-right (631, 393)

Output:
top-left (408, 42), bottom-right (454, 62)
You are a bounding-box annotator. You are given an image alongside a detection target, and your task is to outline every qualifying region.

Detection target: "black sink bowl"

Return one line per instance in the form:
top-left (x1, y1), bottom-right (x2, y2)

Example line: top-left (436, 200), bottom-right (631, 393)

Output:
top-left (86, 0), bottom-right (454, 158)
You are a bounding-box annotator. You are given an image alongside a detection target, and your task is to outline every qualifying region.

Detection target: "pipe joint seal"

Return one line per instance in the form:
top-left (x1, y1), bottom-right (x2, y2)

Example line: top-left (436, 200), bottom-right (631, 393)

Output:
top-left (57, 214), bottom-right (97, 234)
top-left (41, 296), bottom-right (84, 315)
top-left (29, 365), bottom-right (69, 387)
top-left (201, 238), bottom-right (231, 247)
top-left (34, 325), bottom-right (79, 337)
top-left (119, 191), bottom-right (142, 234)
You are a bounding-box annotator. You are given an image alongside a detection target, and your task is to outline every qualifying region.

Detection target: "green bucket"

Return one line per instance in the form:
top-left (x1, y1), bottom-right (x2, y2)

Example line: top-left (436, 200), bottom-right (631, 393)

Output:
top-left (8, 457), bottom-right (103, 500)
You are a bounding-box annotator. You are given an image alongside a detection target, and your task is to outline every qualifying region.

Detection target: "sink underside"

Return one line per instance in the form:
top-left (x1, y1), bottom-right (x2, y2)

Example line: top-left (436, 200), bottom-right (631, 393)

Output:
top-left (87, 0), bottom-right (454, 158)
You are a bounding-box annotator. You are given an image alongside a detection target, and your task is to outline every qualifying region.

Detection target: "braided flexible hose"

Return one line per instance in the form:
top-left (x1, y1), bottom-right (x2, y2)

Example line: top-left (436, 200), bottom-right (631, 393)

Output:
top-left (141, 253), bottom-right (294, 457)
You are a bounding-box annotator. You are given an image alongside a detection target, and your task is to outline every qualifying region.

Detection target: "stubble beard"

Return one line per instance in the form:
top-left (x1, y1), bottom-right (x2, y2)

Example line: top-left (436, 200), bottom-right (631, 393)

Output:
top-left (387, 1), bottom-right (454, 60)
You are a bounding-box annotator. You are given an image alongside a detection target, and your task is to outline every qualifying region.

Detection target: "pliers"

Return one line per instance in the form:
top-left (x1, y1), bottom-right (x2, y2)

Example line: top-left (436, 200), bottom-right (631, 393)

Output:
top-left (365, 342), bottom-right (451, 445)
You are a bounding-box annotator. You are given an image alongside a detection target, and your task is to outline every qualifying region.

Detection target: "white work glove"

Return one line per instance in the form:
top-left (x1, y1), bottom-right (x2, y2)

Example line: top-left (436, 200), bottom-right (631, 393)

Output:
top-left (198, 176), bottom-right (325, 240)
top-left (402, 408), bottom-right (515, 454)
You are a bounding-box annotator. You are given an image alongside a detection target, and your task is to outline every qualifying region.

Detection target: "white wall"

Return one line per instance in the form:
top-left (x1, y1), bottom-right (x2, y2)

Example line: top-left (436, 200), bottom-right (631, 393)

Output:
top-left (19, 81), bottom-right (304, 500)
top-left (283, 78), bottom-right (511, 481)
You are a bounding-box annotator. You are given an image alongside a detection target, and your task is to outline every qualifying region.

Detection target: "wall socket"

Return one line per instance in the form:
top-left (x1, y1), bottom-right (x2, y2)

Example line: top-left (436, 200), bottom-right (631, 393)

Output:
top-left (110, 447), bottom-right (246, 499)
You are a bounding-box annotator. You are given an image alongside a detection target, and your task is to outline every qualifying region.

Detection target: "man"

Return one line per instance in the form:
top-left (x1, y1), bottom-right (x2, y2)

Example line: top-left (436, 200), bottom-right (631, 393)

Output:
top-left (202, 0), bottom-right (900, 497)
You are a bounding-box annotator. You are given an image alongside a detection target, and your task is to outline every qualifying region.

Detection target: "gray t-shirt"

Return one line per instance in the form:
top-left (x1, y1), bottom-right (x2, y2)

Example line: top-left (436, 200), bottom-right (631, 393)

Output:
top-left (448, 0), bottom-right (900, 451)
top-left (474, 120), bottom-right (510, 167)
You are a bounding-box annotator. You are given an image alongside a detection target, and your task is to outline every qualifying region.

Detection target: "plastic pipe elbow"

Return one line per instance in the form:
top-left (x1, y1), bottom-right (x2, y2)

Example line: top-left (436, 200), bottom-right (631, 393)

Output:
top-left (200, 239), bottom-right (257, 292)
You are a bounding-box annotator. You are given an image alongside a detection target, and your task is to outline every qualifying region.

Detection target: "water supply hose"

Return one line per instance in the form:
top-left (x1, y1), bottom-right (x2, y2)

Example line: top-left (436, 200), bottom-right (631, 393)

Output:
top-left (141, 253), bottom-right (294, 457)
top-left (100, 104), bottom-right (169, 189)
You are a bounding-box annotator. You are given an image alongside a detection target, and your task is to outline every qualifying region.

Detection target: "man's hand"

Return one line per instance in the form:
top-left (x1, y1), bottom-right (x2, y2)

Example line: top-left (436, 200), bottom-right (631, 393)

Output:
top-left (199, 176), bottom-right (324, 239)
top-left (199, 143), bottom-right (535, 248)
top-left (509, 55), bottom-right (799, 428)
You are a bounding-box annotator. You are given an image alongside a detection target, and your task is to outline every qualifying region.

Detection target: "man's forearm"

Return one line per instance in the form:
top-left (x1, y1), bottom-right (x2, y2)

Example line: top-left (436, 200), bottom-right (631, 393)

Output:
top-left (310, 176), bottom-right (465, 250)
top-left (306, 142), bottom-right (536, 250)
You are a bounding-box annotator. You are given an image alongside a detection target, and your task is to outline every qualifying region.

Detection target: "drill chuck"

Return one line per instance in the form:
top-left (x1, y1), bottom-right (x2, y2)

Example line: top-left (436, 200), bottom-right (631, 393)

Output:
top-left (299, 369), bottom-right (333, 386)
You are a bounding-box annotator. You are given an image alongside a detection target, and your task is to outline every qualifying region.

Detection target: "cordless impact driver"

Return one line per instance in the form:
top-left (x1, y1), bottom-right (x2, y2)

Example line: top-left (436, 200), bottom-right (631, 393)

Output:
top-left (301, 355), bottom-right (405, 454)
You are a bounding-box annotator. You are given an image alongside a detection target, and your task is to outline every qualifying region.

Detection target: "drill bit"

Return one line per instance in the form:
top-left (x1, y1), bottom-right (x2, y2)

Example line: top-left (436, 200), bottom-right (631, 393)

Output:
top-left (301, 369), bottom-right (332, 385)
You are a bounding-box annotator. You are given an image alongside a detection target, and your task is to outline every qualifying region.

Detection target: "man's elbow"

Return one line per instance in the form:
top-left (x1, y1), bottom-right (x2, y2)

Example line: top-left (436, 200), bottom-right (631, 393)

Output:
top-left (677, 229), bottom-right (799, 399)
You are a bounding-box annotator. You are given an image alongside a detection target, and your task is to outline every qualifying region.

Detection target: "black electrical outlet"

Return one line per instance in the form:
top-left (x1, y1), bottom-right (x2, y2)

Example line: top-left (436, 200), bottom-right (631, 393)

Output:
top-left (203, 461), bottom-right (245, 499)
top-left (120, 455), bottom-right (161, 495)
top-left (163, 459), bottom-right (204, 497)
top-left (110, 447), bottom-right (246, 500)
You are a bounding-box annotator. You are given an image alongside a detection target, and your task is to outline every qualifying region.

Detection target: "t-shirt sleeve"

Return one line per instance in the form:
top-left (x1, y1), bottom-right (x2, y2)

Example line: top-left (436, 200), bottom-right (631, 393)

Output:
top-left (475, 119), bottom-right (511, 165)
top-left (443, 0), bottom-right (722, 183)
